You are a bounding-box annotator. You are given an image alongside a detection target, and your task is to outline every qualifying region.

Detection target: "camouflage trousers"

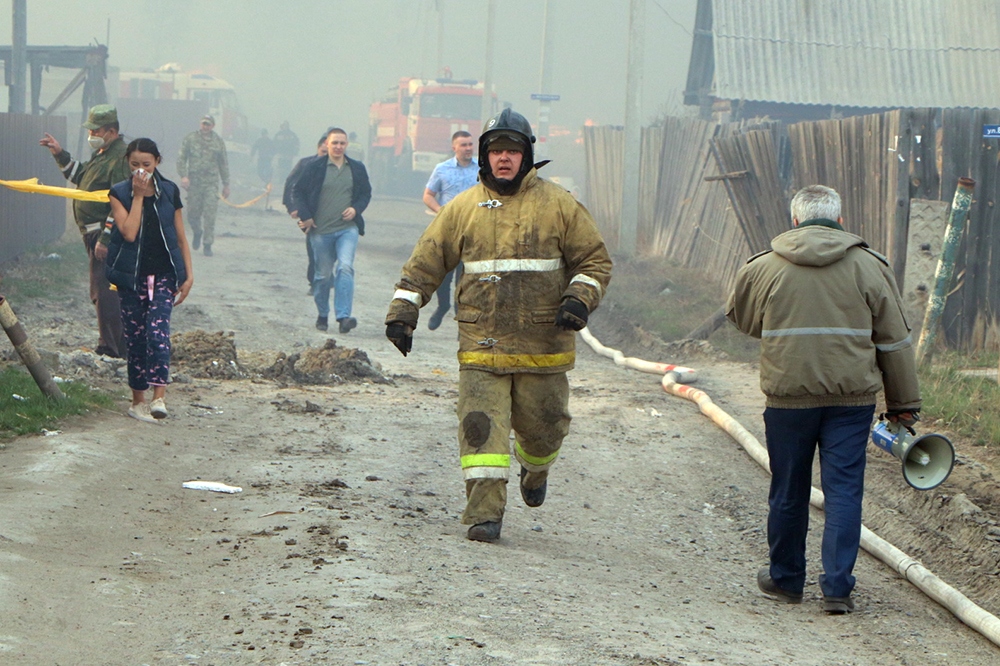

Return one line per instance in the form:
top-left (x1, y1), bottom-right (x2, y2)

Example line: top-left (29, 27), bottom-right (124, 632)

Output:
top-left (457, 369), bottom-right (571, 525)
top-left (186, 183), bottom-right (220, 247)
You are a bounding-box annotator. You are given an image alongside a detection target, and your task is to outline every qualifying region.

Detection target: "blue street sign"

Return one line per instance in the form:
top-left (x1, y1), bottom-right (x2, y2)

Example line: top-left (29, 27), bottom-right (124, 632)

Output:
top-left (531, 93), bottom-right (561, 102)
top-left (984, 125), bottom-right (1000, 138)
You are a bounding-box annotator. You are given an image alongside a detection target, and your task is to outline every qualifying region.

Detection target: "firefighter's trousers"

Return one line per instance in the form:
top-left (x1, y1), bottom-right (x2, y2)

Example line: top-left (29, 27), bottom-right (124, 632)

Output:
top-left (457, 369), bottom-right (571, 525)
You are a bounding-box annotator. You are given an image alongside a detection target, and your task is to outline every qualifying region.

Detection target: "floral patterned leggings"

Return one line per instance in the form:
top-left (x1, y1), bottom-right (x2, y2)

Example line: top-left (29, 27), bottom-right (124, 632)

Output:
top-left (119, 274), bottom-right (175, 391)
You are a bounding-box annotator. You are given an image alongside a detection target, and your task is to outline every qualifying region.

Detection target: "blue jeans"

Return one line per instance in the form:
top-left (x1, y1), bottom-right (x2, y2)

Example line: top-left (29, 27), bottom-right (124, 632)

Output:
top-left (310, 226), bottom-right (358, 320)
top-left (763, 405), bottom-right (875, 598)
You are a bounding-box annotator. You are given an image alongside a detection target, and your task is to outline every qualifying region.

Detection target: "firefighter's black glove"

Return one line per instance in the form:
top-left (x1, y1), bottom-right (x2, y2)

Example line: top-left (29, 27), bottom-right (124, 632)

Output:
top-left (555, 297), bottom-right (589, 331)
top-left (386, 321), bottom-right (414, 357)
top-left (884, 409), bottom-right (921, 429)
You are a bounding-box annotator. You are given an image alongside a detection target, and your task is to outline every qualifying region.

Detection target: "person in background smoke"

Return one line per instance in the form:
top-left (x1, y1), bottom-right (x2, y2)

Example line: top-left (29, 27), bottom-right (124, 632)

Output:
top-left (106, 138), bottom-right (193, 424)
top-left (177, 115), bottom-right (230, 257)
top-left (284, 131), bottom-right (331, 294)
top-left (273, 121), bottom-right (300, 185)
top-left (384, 108), bottom-right (612, 543)
top-left (251, 128), bottom-right (275, 185)
top-left (39, 103), bottom-right (130, 358)
top-left (421, 130), bottom-right (478, 331)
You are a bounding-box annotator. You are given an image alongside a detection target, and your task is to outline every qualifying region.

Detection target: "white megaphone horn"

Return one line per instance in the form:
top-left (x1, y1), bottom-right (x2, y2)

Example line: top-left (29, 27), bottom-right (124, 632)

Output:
top-left (871, 420), bottom-right (955, 490)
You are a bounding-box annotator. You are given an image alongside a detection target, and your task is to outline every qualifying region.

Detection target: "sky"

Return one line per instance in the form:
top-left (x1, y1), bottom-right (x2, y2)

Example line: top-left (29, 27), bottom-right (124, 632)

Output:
top-left (2, 0), bottom-right (698, 147)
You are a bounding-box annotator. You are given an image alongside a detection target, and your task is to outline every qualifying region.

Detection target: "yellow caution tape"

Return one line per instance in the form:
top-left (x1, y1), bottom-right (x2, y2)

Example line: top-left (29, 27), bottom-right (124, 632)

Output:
top-left (0, 178), bottom-right (109, 202)
top-left (220, 183), bottom-right (272, 208)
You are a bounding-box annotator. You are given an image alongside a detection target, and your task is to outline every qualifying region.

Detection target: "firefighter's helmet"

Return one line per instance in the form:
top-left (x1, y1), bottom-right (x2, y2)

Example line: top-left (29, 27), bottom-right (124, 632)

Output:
top-left (479, 108), bottom-right (536, 190)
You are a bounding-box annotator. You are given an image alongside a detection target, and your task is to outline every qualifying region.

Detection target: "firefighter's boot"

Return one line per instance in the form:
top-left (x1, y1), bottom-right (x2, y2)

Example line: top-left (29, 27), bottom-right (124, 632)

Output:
top-left (467, 520), bottom-right (502, 542)
top-left (519, 465), bottom-right (547, 507)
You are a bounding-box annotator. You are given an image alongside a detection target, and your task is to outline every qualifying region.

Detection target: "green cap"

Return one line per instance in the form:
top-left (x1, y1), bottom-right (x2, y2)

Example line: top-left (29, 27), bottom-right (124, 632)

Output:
top-left (82, 104), bottom-right (118, 130)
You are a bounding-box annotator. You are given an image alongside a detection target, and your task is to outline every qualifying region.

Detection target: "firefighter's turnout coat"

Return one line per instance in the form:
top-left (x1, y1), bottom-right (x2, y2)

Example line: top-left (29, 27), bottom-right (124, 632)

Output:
top-left (386, 169), bottom-right (612, 373)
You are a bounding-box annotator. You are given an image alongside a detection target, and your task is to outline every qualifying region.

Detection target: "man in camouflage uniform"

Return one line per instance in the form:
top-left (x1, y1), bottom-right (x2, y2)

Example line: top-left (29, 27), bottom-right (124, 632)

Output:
top-left (39, 103), bottom-right (130, 358)
top-left (177, 114), bottom-right (230, 256)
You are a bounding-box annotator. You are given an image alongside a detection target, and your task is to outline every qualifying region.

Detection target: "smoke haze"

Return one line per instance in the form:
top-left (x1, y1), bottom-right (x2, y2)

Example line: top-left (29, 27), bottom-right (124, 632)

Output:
top-left (4, 0), bottom-right (696, 147)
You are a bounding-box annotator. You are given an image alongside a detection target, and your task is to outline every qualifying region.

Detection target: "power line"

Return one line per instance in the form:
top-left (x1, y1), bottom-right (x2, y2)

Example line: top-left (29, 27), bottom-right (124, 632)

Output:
top-left (650, 0), bottom-right (692, 35)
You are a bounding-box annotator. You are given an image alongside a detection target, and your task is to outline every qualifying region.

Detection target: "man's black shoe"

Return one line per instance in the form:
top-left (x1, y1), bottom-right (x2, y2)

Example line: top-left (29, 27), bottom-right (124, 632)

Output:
top-left (823, 595), bottom-right (854, 614)
top-left (427, 306), bottom-right (448, 331)
top-left (519, 466), bottom-right (547, 507)
top-left (467, 521), bottom-right (502, 543)
top-left (192, 231), bottom-right (201, 250)
top-left (338, 317), bottom-right (357, 334)
top-left (94, 345), bottom-right (122, 359)
top-left (316, 316), bottom-right (328, 331)
top-left (203, 243), bottom-right (213, 257)
top-left (757, 567), bottom-right (803, 604)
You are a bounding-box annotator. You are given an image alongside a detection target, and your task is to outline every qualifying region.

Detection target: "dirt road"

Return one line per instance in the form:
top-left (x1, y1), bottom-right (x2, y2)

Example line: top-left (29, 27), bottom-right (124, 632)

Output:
top-left (2, 196), bottom-right (999, 665)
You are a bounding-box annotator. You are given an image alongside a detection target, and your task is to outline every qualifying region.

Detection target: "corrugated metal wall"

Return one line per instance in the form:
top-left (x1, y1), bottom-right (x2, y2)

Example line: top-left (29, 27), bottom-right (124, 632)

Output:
top-left (0, 113), bottom-right (70, 264)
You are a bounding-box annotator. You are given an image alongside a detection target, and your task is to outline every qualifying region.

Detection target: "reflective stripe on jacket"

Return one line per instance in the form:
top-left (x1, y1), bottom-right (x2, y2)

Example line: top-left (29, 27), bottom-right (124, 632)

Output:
top-left (387, 169), bottom-right (612, 374)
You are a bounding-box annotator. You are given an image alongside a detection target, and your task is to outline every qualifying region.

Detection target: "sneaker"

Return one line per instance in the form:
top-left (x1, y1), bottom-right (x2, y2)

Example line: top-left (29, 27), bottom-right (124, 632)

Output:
top-left (823, 596), bottom-right (855, 614)
top-left (757, 567), bottom-right (803, 604)
top-left (316, 316), bottom-right (328, 331)
top-left (427, 306), bottom-right (448, 331)
top-left (467, 521), bottom-right (502, 543)
top-left (150, 397), bottom-right (168, 419)
top-left (127, 403), bottom-right (158, 424)
top-left (338, 317), bottom-right (357, 334)
top-left (203, 244), bottom-right (213, 257)
top-left (192, 231), bottom-right (201, 250)
top-left (519, 465), bottom-right (547, 507)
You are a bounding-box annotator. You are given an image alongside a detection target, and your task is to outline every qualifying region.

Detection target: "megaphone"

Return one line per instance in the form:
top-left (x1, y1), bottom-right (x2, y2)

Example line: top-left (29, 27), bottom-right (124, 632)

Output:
top-left (871, 421), bottom-right (955, 490)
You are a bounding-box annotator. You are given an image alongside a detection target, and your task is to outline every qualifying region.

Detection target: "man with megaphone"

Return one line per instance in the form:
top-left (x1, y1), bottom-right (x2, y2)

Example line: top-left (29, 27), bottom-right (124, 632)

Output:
top-left (727, 185), bottom-right (921, 615)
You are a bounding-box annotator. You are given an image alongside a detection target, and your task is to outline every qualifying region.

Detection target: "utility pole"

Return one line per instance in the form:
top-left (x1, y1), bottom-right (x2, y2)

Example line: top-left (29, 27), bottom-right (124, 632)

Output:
top-left (620, 0), bottom-right (645, 256)
top-left (10, 0), bottom-right (27, 114)
top-left (480, 0), bottom-right (496, 124)
top-left (536, 0), bottom-right (555, 160)
top-left (435, 0), bottom-right (444, 76)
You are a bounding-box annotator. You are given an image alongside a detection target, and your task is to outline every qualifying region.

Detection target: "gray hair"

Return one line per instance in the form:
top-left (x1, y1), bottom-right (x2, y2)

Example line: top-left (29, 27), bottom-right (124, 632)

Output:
top-left (790, 185), bottom-right (841, 223)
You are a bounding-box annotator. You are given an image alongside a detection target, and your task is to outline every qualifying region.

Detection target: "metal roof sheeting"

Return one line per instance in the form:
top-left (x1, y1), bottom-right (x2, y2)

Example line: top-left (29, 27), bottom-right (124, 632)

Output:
top-left (710, 0), bottom-right (1000, 109)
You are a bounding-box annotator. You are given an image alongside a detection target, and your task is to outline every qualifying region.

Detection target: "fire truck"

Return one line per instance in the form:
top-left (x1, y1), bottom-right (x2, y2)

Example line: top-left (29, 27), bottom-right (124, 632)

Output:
top-left (368, 76), bottom-right (495, 191)
top-left (114, 63), bottom-right (250, 162)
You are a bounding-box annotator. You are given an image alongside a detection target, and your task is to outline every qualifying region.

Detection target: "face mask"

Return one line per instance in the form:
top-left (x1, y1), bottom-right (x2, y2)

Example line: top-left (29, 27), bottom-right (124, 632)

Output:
top-left (87, 135), bottom-right (106, 150)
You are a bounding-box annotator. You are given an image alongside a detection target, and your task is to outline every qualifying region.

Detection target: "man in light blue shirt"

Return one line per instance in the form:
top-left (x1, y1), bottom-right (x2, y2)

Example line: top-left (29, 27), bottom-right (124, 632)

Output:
top-left (421, 131), bottom-right (478, 330)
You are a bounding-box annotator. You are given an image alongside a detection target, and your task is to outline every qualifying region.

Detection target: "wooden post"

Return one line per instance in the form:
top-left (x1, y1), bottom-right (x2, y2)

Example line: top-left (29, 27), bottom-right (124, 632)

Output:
top-left (0, 296), bottom-right (65, 401)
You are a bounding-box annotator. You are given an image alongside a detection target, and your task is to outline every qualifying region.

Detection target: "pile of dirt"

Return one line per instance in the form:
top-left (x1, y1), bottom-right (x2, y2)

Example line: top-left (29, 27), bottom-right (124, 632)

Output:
top-left (262, 339), bottom-right (389, 385)
top-left (171, 330), bottom-right (246, 380)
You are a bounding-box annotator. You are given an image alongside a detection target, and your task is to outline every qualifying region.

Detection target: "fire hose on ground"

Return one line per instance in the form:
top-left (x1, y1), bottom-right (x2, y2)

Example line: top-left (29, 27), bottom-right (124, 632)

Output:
top-left (578, 326), bottom-right (1000, 648)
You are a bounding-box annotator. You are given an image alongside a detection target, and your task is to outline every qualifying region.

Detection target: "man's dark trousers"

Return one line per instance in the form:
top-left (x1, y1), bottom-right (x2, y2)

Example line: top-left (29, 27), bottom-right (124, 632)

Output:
top-left (763, 404), bottom-right (875, 599)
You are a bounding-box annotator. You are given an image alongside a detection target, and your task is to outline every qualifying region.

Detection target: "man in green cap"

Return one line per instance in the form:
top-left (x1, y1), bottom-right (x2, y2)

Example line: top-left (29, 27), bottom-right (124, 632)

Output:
top-left (40, 103), bottom-right (129, 358)
top-left (177, 115), bottom-right (231, 256)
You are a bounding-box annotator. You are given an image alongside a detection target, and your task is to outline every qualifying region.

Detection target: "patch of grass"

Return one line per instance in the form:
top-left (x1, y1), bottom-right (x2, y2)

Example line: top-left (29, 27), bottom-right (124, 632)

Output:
top-left (919, 352), bottom-right (1000, 447)
top-left (0, 365), bottom-right (117, 439)
top-left (1, 237), bottom-right (88, 302)
top-left (604, 256), bottom-right (760, 362)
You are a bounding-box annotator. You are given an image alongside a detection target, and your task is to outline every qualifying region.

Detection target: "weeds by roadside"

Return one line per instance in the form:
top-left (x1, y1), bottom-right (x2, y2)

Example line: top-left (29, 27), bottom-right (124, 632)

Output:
top-left (0, 365), bottom-right (117, 439)
top-left (919, 352), bottom-right (1000, 446)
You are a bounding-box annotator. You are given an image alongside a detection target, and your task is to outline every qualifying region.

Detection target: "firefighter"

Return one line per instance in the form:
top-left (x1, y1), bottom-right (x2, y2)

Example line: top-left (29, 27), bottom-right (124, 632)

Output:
top-left (384, 108), bottom-right (612, 543)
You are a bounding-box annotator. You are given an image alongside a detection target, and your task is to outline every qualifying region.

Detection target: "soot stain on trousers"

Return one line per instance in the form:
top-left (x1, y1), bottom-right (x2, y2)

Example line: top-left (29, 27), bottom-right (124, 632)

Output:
top-left (463, 411), bottom-right (491, 449)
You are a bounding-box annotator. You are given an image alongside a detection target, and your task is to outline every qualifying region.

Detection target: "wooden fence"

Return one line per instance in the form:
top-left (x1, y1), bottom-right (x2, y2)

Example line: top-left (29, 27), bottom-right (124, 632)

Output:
top-left (584, 107), bottom-right (1000, 346)
top-left (0, 113), bottom-right (69, 265)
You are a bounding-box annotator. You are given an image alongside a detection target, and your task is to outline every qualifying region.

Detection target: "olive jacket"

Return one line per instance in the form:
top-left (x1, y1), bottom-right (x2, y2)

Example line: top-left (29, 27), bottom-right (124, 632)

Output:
top-left (726, 222), bottom-right (921, 411)
top-left (386, 169), bottom-right (612, 374)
